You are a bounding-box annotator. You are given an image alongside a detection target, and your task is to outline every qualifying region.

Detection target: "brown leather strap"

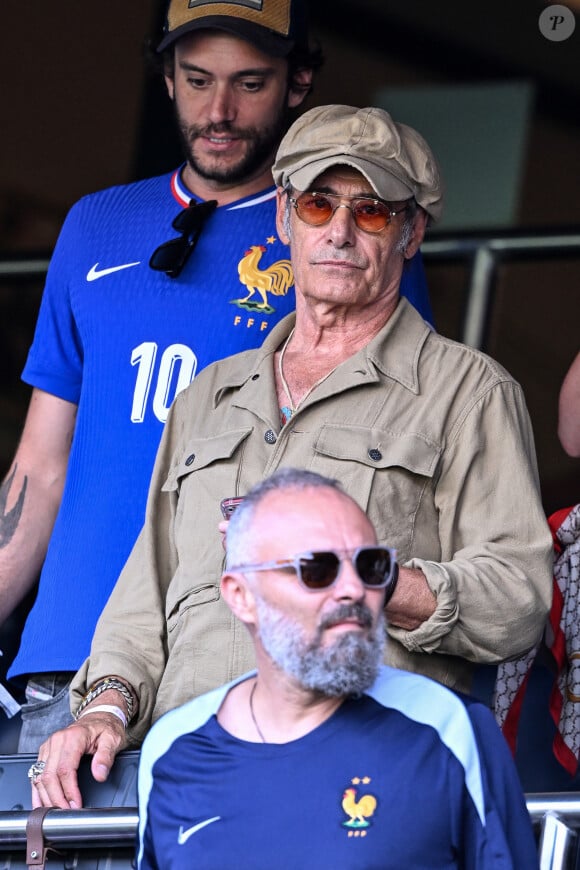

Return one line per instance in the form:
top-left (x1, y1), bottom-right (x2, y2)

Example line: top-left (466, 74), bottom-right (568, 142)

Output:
top-left (26, 806), bottom-right (51, 868)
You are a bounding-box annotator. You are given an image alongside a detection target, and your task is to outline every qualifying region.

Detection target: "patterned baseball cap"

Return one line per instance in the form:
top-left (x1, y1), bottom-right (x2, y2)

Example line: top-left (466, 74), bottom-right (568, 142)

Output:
top-left (157, 0), bottom-right (309, 57)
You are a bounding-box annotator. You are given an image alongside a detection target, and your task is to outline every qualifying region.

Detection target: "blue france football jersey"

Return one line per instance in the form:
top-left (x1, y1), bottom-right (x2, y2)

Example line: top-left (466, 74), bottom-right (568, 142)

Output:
top-left (137, 667), bottom-right (538, 869)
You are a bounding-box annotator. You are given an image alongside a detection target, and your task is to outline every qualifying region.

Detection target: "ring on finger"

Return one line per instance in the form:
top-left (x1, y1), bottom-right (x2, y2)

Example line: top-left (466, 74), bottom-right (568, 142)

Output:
top-left (27, 760), bottom-right (46, 785)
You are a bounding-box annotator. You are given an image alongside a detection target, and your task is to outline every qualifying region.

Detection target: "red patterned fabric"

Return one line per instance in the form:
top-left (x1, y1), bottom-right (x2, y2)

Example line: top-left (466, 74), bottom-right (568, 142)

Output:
top-left (493, 504), bottom-right (579, 775)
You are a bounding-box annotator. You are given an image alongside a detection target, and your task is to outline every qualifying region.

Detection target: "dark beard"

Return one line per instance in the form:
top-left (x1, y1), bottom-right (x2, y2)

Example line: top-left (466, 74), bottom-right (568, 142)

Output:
top-left (176, 111), bottom-right (288, 187)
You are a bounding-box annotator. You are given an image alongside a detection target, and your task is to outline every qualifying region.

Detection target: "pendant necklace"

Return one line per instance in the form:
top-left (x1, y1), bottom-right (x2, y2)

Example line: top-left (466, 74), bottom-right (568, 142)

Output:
top-left (278, 328), bottom-right (336, 426)
top-left (278, 328), bottom-right (296, 424)
top-left (249, 680), bottom-right (267, 743)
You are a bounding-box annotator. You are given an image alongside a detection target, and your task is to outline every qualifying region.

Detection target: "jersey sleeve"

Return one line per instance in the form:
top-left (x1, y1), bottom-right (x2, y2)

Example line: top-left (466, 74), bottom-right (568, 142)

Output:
top-left (21, 199), bottom-right (85, 404)
top-left (136, 814), bottom-right (159, 870)
top-left (399, 250), bottom-right (434, 326)
top-left (466, 699), bottom-right (539, 868)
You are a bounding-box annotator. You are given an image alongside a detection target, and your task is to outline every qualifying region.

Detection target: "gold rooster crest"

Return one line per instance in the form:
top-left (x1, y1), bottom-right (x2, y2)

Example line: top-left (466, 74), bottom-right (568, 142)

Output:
top-left (341, 786), bottom-right (378, 830)
top-left (234, 245), bottom-right (294, 312)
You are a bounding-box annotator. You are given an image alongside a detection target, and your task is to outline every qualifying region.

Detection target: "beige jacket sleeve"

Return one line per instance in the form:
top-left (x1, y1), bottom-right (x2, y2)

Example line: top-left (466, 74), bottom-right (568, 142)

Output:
top-left (71, 389), bottom-right (188, 743)
top-left (388, 378), bottom-right (553, 664)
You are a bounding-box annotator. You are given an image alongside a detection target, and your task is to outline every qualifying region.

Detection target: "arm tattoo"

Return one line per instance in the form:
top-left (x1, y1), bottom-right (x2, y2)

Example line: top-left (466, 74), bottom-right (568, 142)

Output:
top-left (0, 465), bottom-right (28, 548)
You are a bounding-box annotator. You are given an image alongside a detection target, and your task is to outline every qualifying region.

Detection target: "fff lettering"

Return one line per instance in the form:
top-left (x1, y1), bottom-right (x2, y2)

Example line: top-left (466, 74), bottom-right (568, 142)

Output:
top-left (233, 315), bottom-right (270, 331)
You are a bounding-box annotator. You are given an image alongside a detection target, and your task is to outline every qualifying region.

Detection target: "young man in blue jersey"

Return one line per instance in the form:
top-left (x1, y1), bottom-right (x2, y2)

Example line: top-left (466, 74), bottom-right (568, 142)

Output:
top-left (136, 468), bottom-right (538, 869)
top-left (0, 0), bottom-right (432, 752)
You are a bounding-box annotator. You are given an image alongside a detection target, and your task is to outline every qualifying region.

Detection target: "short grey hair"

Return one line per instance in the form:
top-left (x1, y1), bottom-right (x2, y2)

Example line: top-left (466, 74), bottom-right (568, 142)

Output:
top-left (395, 200), bottom-right (418, 255)
top-left (282, 186), bottom-right (293, 239)
top-left (225, 468), bottom-right (343, 569)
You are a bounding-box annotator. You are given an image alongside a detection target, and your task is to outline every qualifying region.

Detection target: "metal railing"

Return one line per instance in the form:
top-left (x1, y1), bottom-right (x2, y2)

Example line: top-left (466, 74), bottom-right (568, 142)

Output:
top-left (528, 794), bottom-right (580, 869)
top-left (421, 226), bottom-right (580, 348)
top-left (0, 808), bottom-right (138, 848)
top-left (0, 257), bottom-right (50, 277)
top-left (0, 796), bottom-right (580, 868)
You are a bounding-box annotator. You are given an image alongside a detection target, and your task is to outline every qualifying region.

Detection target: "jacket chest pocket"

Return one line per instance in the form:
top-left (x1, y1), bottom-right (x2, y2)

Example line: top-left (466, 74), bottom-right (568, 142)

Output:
top-left (164, 426), bottom-right (253, 497)
top-left (166, 582), bottom-right (221, 635)
top-left (161, 427), bottom-right (254, 591)
top-left (312, 425), bottom-right (441, 559)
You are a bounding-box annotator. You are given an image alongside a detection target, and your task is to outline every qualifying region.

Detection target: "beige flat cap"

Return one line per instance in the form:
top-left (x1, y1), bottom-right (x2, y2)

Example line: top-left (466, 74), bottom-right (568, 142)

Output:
top-left (273, 104), bottom-right (444, 221)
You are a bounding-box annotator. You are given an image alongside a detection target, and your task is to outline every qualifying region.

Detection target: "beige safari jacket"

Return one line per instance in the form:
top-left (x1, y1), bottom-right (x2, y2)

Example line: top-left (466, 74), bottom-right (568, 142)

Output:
top-left (72, 299), bottom-right (553, 742)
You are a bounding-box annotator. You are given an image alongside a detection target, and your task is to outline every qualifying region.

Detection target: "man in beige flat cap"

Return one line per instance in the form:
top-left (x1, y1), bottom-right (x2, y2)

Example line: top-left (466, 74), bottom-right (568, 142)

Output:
top-left (33, 105), bottom-right (552, 810)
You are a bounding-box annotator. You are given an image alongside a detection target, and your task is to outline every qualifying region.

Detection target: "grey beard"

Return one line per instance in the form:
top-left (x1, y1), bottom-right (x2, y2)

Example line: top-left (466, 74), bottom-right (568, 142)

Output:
top-left (255, 598), bottom-right (385, 696)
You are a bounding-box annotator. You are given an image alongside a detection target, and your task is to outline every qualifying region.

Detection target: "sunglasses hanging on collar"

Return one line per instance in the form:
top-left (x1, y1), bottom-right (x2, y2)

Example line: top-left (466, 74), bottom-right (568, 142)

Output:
top-left (149, 199), bottom-right (218, 278)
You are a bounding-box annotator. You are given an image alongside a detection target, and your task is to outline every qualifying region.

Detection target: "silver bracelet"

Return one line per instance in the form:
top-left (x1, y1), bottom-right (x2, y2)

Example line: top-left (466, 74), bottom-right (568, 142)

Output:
top-left (74, 677), bottom-right (135, 723)
top-left (76, 704), bottom-right (127, 728)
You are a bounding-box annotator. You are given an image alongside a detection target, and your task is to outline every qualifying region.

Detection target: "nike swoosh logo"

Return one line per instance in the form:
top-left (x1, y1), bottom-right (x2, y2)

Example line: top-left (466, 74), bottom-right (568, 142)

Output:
top-left (86, 261), bottom-right (140, 281)
top-left (178, 816), bottom-right (221, 844)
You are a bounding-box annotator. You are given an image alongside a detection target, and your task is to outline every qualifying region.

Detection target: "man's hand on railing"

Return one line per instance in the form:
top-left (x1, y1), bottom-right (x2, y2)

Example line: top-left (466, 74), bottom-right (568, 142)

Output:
top-left (30, 710), bottom-right (127, 809)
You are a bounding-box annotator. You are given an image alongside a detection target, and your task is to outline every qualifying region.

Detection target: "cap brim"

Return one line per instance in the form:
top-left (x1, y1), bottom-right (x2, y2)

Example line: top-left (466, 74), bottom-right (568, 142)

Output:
top-left (157, 15), bottom-right (295, 56)
top-left (286, 157), bottom-right (415, 202)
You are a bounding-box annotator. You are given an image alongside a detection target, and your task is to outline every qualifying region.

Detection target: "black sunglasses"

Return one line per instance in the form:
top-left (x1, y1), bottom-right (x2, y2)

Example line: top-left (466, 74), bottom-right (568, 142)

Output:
top-left (149, 199), bottom-right (218, 278)
top-left (230, 546), bottom-right (399, 602)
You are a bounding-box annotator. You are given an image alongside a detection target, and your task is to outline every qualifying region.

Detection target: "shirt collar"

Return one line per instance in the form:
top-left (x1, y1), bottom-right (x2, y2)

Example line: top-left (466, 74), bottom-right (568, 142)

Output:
top-left (210, 298), bottom-right (431, 408)
top-left (363, 298), bottom-right (432, 395)
top-left (211, 314), bottom-right (296, 408)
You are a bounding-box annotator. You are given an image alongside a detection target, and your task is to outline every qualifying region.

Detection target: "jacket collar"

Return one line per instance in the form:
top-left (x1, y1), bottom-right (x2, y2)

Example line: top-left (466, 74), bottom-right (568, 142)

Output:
top-left (364, 297), bottom-right (432, 395)
top-left (211, 298), bottom-right (432, 408)
top-left (212, 314), bottom-right (296, 409)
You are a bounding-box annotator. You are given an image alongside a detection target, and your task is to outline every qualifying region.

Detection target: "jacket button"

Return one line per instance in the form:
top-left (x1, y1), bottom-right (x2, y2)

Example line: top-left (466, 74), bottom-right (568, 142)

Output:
top-left (185, 454), bottom-right (195, 466)
top-left (264, 430), bottom-right (277, 444)
top-left (368, 448), bottom-right (382, 461)
top-left (251, 374), bottom-right (260, 380)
